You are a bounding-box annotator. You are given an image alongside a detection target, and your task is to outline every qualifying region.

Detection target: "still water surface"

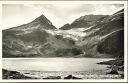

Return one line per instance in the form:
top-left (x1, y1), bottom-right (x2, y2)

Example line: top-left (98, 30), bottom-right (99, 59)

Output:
top-left (3, 58), bottom-right (113, 71)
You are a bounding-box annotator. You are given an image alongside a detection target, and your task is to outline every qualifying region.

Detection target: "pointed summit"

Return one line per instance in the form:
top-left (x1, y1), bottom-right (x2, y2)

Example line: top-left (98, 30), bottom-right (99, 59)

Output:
top-left (31, 14), bottom-right (56, 30)
top-left (4, 14), bottom-right (56, 31)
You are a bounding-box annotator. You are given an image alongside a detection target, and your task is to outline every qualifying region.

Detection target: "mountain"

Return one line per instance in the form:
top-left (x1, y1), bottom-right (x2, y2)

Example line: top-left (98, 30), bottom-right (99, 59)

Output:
top-left (2, 14), bottom-right (80, 58)
top-left (60, 23), bottom-right (71, 30)
top-left (60, 15), bottom-right (107, 30)
top-left (77, 9), bottom-right (124, 58)
top-left (2, 9), bottom-right (124, 58)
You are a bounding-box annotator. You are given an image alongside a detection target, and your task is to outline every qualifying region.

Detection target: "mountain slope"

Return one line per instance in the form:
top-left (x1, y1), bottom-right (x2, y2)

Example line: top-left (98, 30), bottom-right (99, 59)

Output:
top-left (77, 9), bottom-right (124, 58)
top-left (97, 30), bottom-right (124, 58)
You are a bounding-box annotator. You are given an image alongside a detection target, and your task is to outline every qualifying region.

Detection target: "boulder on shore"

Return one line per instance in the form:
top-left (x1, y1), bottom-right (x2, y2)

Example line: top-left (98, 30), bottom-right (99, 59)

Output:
top-left (64, 75), bottom-right (82, 79)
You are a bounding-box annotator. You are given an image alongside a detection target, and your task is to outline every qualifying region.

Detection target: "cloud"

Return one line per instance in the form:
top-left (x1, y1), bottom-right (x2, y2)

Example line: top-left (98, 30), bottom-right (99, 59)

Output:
top-left (2, 4), bottom-right (123, 29)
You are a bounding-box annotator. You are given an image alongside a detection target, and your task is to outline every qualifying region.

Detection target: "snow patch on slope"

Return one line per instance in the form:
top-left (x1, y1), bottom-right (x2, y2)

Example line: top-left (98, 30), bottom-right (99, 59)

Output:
top-left (45, 28), bottom-right (88, 41)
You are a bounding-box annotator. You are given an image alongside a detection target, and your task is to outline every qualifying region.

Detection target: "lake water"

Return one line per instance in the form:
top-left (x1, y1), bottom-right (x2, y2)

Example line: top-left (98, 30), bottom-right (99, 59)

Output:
top-left (3, 58), bottom-right (113, 72)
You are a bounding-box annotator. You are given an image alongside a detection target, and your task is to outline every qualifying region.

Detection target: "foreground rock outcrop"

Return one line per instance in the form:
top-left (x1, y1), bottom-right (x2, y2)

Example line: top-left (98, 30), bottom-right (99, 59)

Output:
top-left (2, 69), bottom-right (35, 79)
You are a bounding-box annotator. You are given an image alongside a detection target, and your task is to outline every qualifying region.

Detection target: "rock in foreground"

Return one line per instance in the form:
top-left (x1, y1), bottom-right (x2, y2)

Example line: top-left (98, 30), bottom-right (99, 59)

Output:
top-left (64, 75), bottom-right (82, 79)
top-left (2, 69), bottom-right (37, 79)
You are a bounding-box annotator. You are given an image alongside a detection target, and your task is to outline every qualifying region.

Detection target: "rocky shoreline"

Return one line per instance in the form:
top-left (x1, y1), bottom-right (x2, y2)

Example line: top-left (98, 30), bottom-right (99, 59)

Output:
top-left (97, 58), bottom-right (124, 78)
top-left (2, 69), bottom-right (83, 79)
top-left (3, 69), bottom-right (123, 79)
top-left (97, 58), bottom-right (124, 66)
top-left (2, 69), bottom-right (37, 79)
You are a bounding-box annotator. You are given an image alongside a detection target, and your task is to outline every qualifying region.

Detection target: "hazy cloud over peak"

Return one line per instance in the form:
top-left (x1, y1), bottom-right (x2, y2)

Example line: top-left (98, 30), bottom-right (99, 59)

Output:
top-left (2, 4), bottom-right (123, 29)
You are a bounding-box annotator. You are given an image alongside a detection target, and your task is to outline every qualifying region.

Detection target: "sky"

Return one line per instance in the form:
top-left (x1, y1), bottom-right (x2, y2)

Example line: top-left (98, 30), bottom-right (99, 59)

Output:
top-left (2, 4), bottom-right (123, 29)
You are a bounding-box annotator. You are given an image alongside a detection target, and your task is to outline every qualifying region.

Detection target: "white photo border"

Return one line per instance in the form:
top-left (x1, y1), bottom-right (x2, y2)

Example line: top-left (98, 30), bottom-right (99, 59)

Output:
top-left (0, 0), bottom-right (127, 82)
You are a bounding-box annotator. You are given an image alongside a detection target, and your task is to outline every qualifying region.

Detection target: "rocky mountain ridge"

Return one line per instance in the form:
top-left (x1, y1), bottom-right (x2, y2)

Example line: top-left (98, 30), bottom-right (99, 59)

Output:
top-left (60, 15), bottom-right (108, 30)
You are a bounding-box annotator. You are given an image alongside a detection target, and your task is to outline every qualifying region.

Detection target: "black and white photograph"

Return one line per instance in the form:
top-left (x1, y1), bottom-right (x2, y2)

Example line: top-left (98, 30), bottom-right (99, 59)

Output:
top-left (0, 0), bottom-right (127, 82)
